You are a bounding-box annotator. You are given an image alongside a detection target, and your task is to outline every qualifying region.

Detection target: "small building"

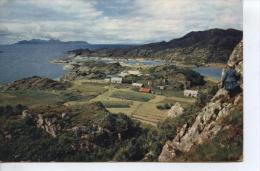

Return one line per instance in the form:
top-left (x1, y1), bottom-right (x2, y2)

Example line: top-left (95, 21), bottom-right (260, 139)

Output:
top-left (139, 87), bottom-right (152, 93)
top-left (111, 77), bottom-right (123, 84)
top-left (184, 89), bottom-right (198, 98)
top-left (132, 83), bottom-right (143, 88)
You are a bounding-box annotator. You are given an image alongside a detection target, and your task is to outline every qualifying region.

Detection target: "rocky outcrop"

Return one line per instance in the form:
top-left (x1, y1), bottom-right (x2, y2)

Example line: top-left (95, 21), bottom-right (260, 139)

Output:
top-left (167, 103), bottom-right (184, 118)
top-left (25, 102), bottom-right (108, 138)
top-left (62, 61), bottom-right (124, 81)
top-left (36, 114), bottom-right (61, 137)
top-left (23, 105), bottom-right (73, 137)
top-left (70, 29), bottom-right (242, 65)
top-left (159, 41), bottom-right (243, 162)
top-left (6, 76), bottom-right (68, 90)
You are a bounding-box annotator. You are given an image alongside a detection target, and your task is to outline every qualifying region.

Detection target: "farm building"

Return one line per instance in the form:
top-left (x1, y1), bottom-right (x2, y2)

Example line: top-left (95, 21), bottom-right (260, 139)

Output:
top-left (184, 89), bottom-right (198, 97)
top-left (139, 87), bottom-right (152, 93)
top-left (132, 83), bottom-right (143, 88)
top-left (111, 77), bottom-right (123, 84)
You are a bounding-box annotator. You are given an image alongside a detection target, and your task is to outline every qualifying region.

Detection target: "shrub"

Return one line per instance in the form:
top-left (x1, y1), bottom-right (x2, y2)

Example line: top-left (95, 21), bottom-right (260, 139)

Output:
top-left (0, 104), bottom-right (27, 116)
top-left (114, 136), bottom-right (147, 161)
top-left (156, 103), bottom-right (172, 110)
top-left (196, 85), bottom-right (219, 107)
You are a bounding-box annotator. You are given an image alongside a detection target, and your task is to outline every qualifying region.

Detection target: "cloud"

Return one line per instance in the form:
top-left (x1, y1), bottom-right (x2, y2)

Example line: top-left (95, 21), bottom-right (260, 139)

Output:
top-left (0, 0), bottom-right (242, 44)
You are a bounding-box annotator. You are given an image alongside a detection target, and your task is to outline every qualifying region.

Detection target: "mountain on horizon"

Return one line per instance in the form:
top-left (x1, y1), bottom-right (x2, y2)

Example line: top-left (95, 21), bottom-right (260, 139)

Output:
top-left (15, 39), bottom-right (89, 45)
top-left (69, 28), bottom-right (242, 64)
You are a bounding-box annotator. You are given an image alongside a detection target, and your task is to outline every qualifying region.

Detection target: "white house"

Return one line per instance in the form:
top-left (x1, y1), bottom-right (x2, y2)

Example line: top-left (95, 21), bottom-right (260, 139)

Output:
top-left (184, 90), bottom-right (198, 98)
top-left (111, 77), bottom-right (123, 84)
top-left (132, 83), bottom-right (143, 88)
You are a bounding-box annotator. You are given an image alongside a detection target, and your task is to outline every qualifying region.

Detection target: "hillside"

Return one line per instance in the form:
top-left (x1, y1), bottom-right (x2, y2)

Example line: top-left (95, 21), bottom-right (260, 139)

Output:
top-left (6, 76), bottom-right (68, 90)
top-left (0, 41), bottom-right (243, 162)
top-left (69, 28), bottom-right (242, 65)
top-left (159, 40), bottom-right (243, 162)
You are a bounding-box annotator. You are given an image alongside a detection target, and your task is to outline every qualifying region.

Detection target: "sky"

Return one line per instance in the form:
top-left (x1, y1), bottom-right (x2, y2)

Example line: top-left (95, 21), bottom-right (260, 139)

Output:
top-left (0, 0), bottom-right (243, 44)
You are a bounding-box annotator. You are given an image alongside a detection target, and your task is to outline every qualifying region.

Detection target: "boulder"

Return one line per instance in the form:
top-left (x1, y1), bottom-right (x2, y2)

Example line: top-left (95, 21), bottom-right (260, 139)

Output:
top-left (167, 103), bottom-right (184, 118)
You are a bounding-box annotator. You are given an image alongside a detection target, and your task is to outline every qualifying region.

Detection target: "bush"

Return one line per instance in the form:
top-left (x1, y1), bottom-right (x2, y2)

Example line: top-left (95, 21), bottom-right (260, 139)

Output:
top-left (114, 136), bottom-right (147, 161)
top-left (196, 85), bottom-right (218, 107)
top-left (156, 103), bottom-right (172, 110)
top-left (0, 104), bottom-right (27, 116)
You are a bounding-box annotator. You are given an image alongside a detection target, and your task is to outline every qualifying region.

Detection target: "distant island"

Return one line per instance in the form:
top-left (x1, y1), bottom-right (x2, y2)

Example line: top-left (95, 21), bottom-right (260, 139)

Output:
top-left (15, 39), bottom-right (89, 45)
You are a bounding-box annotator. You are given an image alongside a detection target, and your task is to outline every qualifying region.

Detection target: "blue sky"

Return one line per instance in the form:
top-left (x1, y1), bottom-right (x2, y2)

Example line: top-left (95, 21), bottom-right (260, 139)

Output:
top-left (0, 0), bottom-right (243, 44)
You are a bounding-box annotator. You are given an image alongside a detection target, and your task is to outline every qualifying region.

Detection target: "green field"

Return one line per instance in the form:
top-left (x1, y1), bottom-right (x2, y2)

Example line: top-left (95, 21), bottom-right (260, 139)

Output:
top-left (0, 90), bottom-right (64, 107)
top-left (70, 80), bottom-right (108, 96)
top-left (100, 100), bottom-right (133, 108)
top-left (110, 90), bottom-right (154, 102)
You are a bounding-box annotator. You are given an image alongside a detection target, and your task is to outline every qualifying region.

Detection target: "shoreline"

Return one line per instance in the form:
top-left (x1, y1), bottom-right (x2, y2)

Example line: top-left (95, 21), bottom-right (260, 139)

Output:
top-left (51, 55), bottom-right (225, 68)
top-left (205, 63), bottom-right (225, 69)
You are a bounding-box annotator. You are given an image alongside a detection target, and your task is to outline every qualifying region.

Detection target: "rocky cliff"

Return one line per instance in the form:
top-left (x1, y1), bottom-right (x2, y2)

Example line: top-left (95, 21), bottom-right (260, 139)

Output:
top-left (71, 29), bottom-right (242, 65)
top-left (159, 41), bottom-right (243, 162)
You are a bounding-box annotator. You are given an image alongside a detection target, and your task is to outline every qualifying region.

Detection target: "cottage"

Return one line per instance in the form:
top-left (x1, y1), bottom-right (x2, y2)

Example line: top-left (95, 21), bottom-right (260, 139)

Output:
top-left (132, 83), bottom-right (143, 88)
top-left (111, 77), bottom-right (123, 84)
top-left (184, 89), bottom-right (198, 97)
top-left (139, 87), bottom-right (151, 93)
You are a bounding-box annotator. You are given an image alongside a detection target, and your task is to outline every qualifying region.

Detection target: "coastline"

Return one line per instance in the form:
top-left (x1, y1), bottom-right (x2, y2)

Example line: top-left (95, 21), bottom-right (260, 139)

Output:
top-left (52, 54), bottom-right (226, 68)
top-left (205, 63), bottom-right (225, 69)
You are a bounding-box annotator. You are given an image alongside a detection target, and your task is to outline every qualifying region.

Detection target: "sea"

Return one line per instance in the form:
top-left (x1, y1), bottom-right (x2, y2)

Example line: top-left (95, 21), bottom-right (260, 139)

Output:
top-left (0, 44), bottom-right (222, 84)
top-left (193, 67), bottom-right (222, 80)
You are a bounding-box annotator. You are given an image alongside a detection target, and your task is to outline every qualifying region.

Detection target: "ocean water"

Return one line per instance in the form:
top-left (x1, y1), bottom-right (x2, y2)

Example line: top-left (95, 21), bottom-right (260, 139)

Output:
top-left (0, 44), bottom-right (90, 83)
top-left (73, 56), bottom-right (164, 66)
top-left (193, 67), bottom-right (222, 80)
top-left (0, 44), bottom-right (222, 84)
